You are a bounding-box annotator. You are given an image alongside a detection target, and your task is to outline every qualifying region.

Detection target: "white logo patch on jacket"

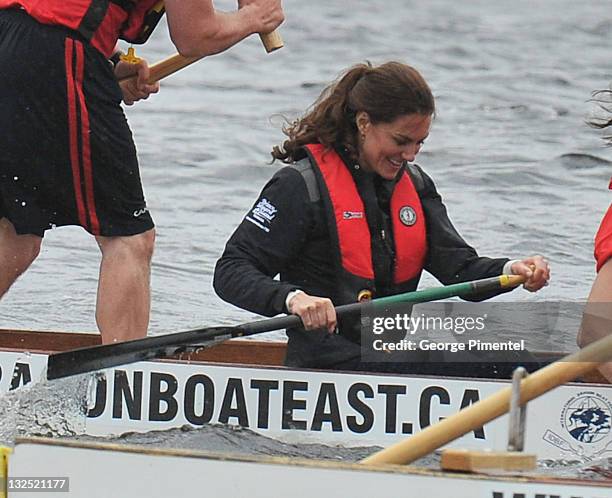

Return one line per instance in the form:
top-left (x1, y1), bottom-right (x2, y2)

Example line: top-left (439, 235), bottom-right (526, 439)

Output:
top-left (246, 198), bottom-right (277, 232)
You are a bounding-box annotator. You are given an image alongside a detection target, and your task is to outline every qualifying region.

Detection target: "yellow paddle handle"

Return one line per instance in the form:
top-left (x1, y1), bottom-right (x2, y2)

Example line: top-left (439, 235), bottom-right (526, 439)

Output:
top-left (119, 29), bottom-right (283, 85)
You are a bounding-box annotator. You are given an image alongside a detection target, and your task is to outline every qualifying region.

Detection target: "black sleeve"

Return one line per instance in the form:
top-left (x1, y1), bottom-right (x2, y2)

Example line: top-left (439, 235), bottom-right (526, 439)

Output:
top-left (418, 167), bottom-right (511, 301)
top-left (213, 167), bottom-right (311, 316)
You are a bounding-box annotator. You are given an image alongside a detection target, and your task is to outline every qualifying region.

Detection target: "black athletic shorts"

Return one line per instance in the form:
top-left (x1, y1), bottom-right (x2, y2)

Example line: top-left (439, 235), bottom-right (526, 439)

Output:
top-left (0, 9), bottom-right (154, 237)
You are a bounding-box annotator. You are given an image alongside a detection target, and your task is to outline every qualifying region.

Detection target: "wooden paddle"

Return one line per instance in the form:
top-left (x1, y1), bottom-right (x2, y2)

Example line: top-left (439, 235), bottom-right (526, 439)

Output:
top-left (259, 31), bottom-right (284, 53)
top-left (361, 332), bottom-right (612, 466)
top-left (45, 274), bottom-right (524, 380)
top-left (121, 30), bottom-right (283, 85)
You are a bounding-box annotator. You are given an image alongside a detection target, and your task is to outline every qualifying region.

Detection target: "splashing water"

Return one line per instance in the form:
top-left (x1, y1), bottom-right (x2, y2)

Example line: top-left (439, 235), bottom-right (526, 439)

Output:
top-left (540, 457), bottom-right (612, 481)
top-left (0, 370), bottom-right (94, 446)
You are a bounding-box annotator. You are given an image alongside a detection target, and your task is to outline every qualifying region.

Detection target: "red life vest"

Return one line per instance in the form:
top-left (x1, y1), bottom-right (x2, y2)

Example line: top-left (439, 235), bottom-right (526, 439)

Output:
top-left (304, 143), bottom-right (427, 290)
top-left (0, 0), bottom-right (164, 58)
top-left (594, 179), bottom-right (612, 272)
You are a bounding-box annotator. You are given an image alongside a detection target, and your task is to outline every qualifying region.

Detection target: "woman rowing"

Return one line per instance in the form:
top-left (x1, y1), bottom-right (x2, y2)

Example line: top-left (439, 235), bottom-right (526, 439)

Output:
top-left (214, 61), bottom-right (550, 375)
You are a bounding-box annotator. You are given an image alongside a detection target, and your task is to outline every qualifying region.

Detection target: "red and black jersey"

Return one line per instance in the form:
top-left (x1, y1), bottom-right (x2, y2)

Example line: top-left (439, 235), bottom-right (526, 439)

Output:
top-left (0, 0), bottom-right (164, 57)
top-left (0, 9), bottom-right (154, 237)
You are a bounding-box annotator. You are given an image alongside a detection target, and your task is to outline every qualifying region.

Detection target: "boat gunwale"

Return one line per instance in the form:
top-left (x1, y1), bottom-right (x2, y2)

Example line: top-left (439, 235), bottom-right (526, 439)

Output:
top-left (12, 436), bottom-right (611, 488)
top-left (0, 328), bottom-right (609, 385)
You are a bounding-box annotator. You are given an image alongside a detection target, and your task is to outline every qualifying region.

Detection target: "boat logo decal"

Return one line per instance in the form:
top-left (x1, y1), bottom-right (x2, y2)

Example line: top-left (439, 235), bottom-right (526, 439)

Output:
top-left (246, 198), bottom-right (277, 233)
top-left (543, 391), bottom-right (612, 459)
top-left (561, 391), bottom-right (611, 444)
top-left (398, 206), bottom-right (417, 226)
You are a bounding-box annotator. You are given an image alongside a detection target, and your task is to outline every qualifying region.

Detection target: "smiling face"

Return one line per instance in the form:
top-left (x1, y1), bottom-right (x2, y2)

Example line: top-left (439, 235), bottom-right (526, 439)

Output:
top-left (356, 112), bottom-right (432, 180)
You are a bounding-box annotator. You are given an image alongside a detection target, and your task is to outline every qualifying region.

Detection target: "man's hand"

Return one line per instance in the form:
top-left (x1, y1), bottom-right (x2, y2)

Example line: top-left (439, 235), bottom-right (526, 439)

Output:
top-left (238, 0), bottom-right (284, 35)
top-left (115, 58), bottom-right (160, 106)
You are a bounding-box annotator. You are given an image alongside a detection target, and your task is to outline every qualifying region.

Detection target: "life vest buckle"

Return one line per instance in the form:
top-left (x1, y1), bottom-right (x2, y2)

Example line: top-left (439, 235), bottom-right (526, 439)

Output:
top-left (357, 289), bottom-right (373, 302)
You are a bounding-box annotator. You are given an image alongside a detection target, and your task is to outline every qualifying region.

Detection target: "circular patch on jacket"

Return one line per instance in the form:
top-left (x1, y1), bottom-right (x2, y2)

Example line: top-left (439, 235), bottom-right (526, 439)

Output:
top-left (399, 206), bottom-right (417, 226)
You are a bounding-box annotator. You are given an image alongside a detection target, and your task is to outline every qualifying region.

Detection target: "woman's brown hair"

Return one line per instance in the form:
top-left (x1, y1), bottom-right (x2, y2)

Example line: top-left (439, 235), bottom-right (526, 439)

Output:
top-left (590, 89), bottom-right (612, 144)
top-left (272, 61), bottom-right (435, 163)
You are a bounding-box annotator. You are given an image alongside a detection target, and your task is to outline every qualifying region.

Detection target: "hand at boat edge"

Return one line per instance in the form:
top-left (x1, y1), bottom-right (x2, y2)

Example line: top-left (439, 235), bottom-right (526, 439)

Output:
top-left (287, 291), bottom-right (337, 333)
top-left (511, 255), bottom-right (551, 292)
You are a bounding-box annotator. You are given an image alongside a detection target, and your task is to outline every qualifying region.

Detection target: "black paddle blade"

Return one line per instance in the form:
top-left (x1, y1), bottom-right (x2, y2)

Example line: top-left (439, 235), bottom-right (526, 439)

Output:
top-left (46, 326), bottom-right (237, 381)
top-left (44, 314), bottom-right (302, 381)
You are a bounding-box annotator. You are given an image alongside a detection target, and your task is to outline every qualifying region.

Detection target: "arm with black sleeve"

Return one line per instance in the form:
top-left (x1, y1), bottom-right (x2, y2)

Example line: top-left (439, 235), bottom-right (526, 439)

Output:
top-left (213, 167), bottom-right (312, 316)
top-left (415, 166), bottom-right (511, 301)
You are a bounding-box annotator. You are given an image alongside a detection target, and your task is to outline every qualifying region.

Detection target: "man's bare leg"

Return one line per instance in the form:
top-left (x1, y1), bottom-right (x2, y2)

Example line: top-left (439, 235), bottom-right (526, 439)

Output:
top-left (95, 229), bottom-right (155, 344)
top-left (0, 217), bottom-right (42, 297)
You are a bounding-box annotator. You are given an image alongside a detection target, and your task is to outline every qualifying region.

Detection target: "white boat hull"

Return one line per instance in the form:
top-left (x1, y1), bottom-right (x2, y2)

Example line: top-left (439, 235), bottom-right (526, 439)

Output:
top-left (1, 349), bottom-right (611, 461)
top-left (6, 437), bottom-right (611, 498)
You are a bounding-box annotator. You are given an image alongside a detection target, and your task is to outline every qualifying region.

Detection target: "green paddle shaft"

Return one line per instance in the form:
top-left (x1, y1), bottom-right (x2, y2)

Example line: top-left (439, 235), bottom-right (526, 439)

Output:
top-left (357, 274), bottom-right (523, 308)
top-left (46, 274), bottom-right (524, 380)
top-left (227, 274), bottom-right (523, 336)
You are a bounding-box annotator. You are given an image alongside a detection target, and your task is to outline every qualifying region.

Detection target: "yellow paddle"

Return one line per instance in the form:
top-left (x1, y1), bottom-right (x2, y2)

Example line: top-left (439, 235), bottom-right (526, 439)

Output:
top-left (121, 30), bottom-right (283, 85)
top-left (361, 332), bottom-right (612, 466)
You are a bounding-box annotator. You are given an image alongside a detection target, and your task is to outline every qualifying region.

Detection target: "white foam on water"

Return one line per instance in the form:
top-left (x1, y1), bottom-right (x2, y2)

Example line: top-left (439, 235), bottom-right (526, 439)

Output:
top-left (0, 369), bottom-right (93, 446)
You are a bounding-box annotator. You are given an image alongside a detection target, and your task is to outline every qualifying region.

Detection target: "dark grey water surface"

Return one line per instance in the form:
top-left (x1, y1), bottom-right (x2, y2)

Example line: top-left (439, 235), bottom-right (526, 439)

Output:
top-left (1, 0), bottom-right (612, 340)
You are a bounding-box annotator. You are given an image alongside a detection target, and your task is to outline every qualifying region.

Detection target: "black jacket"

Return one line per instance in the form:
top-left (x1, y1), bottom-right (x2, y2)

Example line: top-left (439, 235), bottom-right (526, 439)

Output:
top-left (214, 154), bottom-right (510, 368)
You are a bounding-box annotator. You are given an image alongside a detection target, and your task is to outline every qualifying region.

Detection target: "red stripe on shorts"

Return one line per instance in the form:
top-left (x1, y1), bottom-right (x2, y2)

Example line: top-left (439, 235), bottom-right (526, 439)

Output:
top-left (73, 40), bottom-right (100, 235)
top-left (65, 38), bottom-right (88, 229)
